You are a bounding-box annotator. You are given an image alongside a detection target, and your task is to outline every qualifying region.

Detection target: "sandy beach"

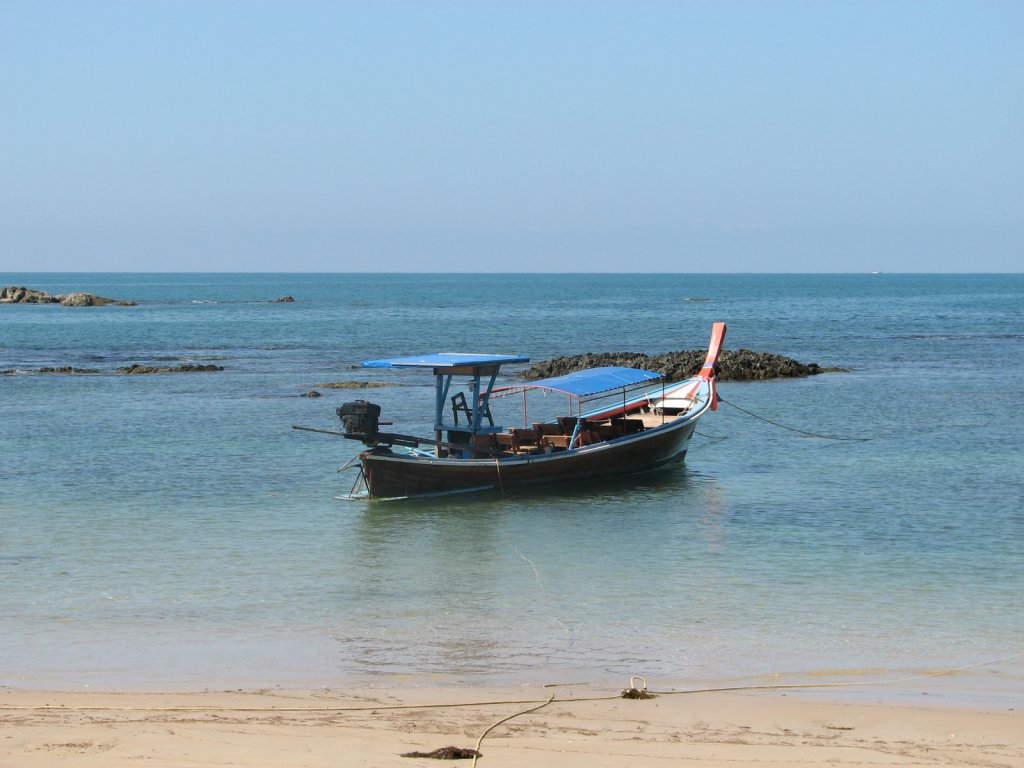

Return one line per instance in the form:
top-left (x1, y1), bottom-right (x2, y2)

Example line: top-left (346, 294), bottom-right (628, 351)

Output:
top-left (3, 682), bottom-right (1021, 768)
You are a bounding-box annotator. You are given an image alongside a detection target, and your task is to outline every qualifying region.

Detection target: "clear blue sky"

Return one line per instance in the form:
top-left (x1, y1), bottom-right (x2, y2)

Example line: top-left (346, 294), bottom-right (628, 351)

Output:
top-left (2, 0), bottom-right (1021, 272)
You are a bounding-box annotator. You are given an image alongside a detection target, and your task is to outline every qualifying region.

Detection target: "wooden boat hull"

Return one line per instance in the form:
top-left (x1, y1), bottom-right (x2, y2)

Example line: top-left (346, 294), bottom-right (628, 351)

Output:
top-left (358, 411), bottom-right (702, 500)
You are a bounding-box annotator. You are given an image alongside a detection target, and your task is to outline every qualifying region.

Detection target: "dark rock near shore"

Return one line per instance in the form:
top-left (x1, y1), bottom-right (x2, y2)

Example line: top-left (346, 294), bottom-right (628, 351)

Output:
top-left (1, 370), bottom-right (99, 376)
top-left (37, 366), bottom-right (101, 374)
top-left (1, 286), bottom-right (136, 306)
top-left (523, 349), bottom-right (846, 382)
top-left (2, 366), bottom-right (101, 374)
top-left (314, 381), bottom-right (401, 389)
top-left (301, 390), bottom-right (322, 397)
top-left (117, 363), bottom-right (225, 374)
top-left (271, 295), bottom-right (295, 303)
top-left (3, 363), bottom-right (224, 375)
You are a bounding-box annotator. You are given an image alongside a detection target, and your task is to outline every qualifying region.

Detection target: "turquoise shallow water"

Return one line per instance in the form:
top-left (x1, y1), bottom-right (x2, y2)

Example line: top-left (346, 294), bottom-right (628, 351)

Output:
top-left (1, 273), bottom-right (1022, 703)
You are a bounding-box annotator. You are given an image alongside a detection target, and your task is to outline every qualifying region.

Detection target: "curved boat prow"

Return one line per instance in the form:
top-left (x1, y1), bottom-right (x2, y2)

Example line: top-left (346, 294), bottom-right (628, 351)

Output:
top-left (699, 321), bottom-right (727, 409)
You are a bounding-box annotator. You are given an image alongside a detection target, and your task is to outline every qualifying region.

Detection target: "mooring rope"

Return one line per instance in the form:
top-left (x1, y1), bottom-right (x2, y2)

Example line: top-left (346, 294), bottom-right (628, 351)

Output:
top-left (2, 654), bottom-right (1018, 763)
top-left (494, 457), bottom-right (504, 496)
top-left (718, 396), bottom-right (873, 441)
top-left (649, 654), bottom-right (1021, 696)
top-left (466, 653), bottom-right (1022, 763)
top-left (497, 513), bottom-right (574, 643)
top-left (470, 685), bottom-right (558, 767)
top-left (694, 430), bottom-right (730, 440)
top-left (1, 655), bottom-right (1014, 714)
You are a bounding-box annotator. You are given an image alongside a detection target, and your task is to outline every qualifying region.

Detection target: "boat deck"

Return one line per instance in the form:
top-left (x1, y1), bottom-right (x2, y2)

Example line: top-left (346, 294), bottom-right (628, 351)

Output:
top-left (635, 411), bottom-right (679, 429)
top-left (456, 407), bottom-right (694, 458)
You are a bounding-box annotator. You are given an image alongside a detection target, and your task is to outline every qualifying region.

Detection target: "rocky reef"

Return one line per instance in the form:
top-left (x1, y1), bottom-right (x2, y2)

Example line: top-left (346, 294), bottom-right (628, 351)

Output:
top-left (117, 363), bottom-right (224, 374)
top-left (523, 349), bottom-right (845, 383)
top-left (1, 366), bottom-right (100, 375)
top-left (1, 286), bottom-right (136, 306)
top-left (3, 363), bottom-right (226, 375)
top-left (314, 381), bottom-right (401, 389)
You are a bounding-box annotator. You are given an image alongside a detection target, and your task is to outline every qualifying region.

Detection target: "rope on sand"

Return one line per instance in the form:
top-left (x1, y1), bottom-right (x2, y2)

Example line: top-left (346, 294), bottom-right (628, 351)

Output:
top-left (2, 655), bottom-right (1018, 762)
top-left (467, 685), bottom-right (558, 766)
top-left (0, 656), bottom-right (1015, 715)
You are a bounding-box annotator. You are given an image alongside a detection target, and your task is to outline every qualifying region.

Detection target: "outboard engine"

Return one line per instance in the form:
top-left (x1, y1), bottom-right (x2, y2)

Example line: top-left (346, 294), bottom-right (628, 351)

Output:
top-left (337, 400), bottom-right (381, 441)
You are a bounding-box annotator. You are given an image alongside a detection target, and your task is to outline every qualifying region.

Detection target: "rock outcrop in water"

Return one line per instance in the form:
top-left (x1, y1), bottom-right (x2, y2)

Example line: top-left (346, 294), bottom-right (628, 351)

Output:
top-left (3, 363), bottom-right (225, 375)
top-left (523, 349), bottom-right (845, 382)
top-left (314, 381), bottom-right (401, 389)
top-left (117, 363), bottom-right (225, 374)
top-left (1, 286), bottom-right (136, 306)
top-left (37, 366), bottom-right (101, 374)
top-left (0, 367), bottom-right (103, 375)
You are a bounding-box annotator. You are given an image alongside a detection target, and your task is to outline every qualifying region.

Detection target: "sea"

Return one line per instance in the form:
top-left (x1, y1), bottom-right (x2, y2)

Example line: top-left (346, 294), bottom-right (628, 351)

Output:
top-left (1, 273), bottom-right (1022, 705)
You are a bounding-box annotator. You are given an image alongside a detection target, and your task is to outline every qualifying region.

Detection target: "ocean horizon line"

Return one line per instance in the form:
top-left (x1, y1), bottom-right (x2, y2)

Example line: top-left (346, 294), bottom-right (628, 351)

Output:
top-left (4, 270), bottom-right (1022, 277)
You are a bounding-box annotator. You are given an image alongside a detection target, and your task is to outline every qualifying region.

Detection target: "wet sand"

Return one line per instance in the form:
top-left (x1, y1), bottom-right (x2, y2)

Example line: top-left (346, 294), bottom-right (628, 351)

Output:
top-left (3, 683), bottom-right (1021, 767)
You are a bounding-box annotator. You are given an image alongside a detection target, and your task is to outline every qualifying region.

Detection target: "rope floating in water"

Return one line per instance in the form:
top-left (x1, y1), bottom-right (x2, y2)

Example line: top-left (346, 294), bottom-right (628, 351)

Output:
top-left (718, 396), bottom-right (873, 441)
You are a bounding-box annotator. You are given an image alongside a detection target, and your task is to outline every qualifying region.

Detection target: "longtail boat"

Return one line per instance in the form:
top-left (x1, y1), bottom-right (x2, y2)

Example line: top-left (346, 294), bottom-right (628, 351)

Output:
top-left (298, 322), bottom-right (726, 500)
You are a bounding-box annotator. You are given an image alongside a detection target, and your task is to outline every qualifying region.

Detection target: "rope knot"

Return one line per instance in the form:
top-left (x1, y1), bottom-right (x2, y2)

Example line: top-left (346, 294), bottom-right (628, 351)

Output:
top-left (621, 676), bottom-right (654, 699)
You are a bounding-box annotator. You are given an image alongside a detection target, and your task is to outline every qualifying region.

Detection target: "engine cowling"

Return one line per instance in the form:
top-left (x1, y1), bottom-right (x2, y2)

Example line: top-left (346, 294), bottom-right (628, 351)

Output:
top-left (336, 400), bottom-right (381, 439)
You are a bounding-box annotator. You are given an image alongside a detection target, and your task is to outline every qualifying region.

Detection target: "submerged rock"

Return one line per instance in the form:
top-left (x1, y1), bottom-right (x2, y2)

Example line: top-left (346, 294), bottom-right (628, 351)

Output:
top-left (37, 366), bottom-right (101, 374)
top-left (314, 381), bottom-right (401, 389)
top-left (117, 363), bottom-right (225, 374)
top-left (523, 349), bottom-right (846, 382)
top-left (1, 366), bottom-right (101, 374)
top-left (300, 390), bottom-right (322, 397)
top-left (271, 295), bottom-right (295, 303)
top-left (3, 363), bottom-right (224, 375)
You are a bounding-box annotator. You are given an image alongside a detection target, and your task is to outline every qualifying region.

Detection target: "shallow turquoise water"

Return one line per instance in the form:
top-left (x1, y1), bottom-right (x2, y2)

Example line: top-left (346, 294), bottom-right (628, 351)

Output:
top-left (1, 273), bottom-right (1021, 703)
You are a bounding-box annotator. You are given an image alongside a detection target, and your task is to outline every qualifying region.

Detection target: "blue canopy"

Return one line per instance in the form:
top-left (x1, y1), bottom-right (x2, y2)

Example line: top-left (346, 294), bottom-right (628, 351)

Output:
top-left (362, 353), bottom-right (530, 369)
top-left (495, 366), bottom-right (663, 398)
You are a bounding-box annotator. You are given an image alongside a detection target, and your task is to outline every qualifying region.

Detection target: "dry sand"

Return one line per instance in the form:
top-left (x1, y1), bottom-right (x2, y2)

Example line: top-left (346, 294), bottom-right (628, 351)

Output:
top-left (2, 683), bottom-right (1021, 767)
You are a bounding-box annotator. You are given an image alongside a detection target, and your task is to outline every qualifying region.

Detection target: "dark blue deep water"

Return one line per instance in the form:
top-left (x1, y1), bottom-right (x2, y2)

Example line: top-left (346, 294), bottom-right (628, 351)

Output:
top-left (1, 273), bottom-right (1021, 703)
